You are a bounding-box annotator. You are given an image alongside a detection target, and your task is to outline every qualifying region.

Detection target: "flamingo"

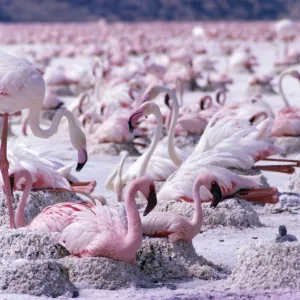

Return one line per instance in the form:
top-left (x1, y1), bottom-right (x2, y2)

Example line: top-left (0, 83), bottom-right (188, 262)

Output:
top-left (0, 51), bottom-right (87, 228)
top-left (142, 170), bottom-right (277, 242)
top-left (271, 69), bottom-right (300, 137)
top-left (107, 85), bottom-right (185, 187)
top-left (142, 172), bottom-right (207, 242)
top-left (157, 114), bottom-right (281, 204)
top-left (8, 166), bottom-right (101, 231)
top-left (58, 176), bottom-right (157, 262)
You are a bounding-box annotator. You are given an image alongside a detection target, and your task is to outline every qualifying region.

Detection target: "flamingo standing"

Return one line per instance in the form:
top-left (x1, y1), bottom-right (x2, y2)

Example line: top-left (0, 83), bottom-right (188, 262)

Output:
top-left (58, 176), bottom-right (157, 262)
top-left (0, 51), bottom-right (87, 228)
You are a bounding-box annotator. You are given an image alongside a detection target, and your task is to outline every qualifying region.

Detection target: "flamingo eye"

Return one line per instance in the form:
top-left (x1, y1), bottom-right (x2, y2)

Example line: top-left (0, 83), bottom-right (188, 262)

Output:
top-left (212, 180), bottom-right (216, 184)
top-left (150, 184), bottom-right (155, 190)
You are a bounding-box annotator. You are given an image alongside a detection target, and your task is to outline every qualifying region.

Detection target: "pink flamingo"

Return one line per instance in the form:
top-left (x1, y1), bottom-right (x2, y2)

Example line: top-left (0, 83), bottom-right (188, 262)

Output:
top-left (271, 69), bottom-right (300, 137)
top-left (142, 170), bottom-right (276, 242)
top-left (58, 176), bottom-right (157, 262)
top-left (9, 167), bottom-right (97, 231)
top-left (0, 51), bottom-right (87, 228)
top-left (142, 172), bottom-right (207, 242)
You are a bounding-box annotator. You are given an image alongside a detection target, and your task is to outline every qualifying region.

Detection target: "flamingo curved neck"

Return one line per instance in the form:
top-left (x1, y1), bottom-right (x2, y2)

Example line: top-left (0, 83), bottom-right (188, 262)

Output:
top-left (28, 108), bottom-right (85, 151)
top-left (189, 179), bottom-right (204, 232)
top-left (167, 89), bottom-right (182, 166)
top-left (279, 72), bottom-right (291, 108)
top-left (115, 152), bottom-right (129, 202)
top-left (124, 181), bottom-right (143, 249)
top-left (153, 86), bottom-right (181, 166)
top-left (14, 170), bottom-right (33, 228)
top-left (138, 105), bottom-right (163, 177)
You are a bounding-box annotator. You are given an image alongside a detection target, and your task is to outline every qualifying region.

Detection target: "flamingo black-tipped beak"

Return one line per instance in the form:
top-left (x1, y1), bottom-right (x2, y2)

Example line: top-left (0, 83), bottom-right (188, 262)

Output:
top-left (249, 115), bottom-right (255, 125)
top-left (143, 186), bottom-right (157, 216)
top-left (210, 181), bottom-right (223, 208)
top-left (128, 110), bottom-right (143, 133)
top-left (76, 147), bottom-right (88, 172)
top-left (164, 94), bottom-right (171, 108)
top-left (128, 118), bottom-right (135, 133)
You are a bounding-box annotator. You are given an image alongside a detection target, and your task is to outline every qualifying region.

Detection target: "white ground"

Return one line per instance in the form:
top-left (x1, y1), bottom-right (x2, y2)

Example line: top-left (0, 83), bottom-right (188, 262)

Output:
top-left (0, 40), bottom-right (300, 299)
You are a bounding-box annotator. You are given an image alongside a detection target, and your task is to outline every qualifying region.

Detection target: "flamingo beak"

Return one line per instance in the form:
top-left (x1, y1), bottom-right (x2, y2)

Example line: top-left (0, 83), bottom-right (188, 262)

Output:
top-left (128, 108), bottom-right (144, 133)
top-left (210, 181), bottom-right (223, 208)
top-left (76, 147), bottom-right (88, 172)
top-left (164, 94), bottom-right (171, 108)
top-left (143, 186), bottom-right (157, 216)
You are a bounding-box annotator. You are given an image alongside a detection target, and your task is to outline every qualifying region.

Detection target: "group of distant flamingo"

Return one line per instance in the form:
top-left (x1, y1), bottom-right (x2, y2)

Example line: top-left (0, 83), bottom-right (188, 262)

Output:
top-left (0, 18), bottom-right (300, 264)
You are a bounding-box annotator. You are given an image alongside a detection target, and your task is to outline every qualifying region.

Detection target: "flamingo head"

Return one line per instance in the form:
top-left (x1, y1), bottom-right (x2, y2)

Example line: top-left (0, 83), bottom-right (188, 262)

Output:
top-left (128, 106), bottom-right (144, 133)
top-left (288, 70), bottom-right (300, 81)
top-left (136, 176), bottom-right (157, 216)
top-left (128, 102), bottom-right (159, 133)
top-left (209, 180), bottom-right (223, 208)
top-left (194, 173), bottom-right (223, 208)
top-left (141, 85), bottom-right (163, 103)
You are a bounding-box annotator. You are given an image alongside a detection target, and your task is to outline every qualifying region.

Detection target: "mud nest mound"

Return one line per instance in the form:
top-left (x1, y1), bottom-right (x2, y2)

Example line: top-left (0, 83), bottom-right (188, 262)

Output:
top-left (275, 137), bottom-right (300, 157)
top-left (154, 198), bottom-right (262, 228)
top-left (136, 238), bottom-right (229, 282)
top-left (228, 241), bottom-right (300, 290)
top-left (60, 256), bottom-right (150, 290)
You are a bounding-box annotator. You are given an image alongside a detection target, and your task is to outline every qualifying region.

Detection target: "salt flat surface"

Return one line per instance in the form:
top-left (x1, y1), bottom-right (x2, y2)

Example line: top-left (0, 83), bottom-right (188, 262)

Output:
top-left (0, 40), bottom-right (300, 299)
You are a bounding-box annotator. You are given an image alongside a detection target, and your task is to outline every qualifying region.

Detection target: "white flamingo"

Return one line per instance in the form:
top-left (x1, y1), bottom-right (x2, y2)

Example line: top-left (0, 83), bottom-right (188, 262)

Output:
top-left (0, 51), bottom-right (87, 228)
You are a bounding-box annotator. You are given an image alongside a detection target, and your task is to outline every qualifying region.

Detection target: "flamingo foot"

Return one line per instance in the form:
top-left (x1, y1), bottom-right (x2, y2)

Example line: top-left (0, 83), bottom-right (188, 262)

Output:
top-left (71, 180), bottom-right (97, 194)
top-left (180, 196), bottom-right (194, 203)
top-left (262, 158), bottom-right (300, 167)
top-left (256, 164), bottom-right (295, 174)
top-left (31, 181), bottom-right (97, 195)
top-left (233, 187), bottom-right (279, 204)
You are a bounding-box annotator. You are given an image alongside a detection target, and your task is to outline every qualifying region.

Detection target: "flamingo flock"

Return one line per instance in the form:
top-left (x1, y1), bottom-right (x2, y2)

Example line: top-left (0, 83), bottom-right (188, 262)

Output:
top-left (0, 19), bottom-right (300, 266)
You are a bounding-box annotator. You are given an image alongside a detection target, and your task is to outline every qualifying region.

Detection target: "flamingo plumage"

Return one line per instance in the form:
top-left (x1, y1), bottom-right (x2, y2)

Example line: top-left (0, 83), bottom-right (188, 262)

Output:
top-left (58, 176), bottom-right (157, 262)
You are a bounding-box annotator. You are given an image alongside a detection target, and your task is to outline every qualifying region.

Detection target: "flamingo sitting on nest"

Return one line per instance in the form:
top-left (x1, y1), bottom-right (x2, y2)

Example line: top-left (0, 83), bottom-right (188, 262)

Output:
top-left (8, 167), bottom-right (102, 232)
top-left (157, 114), bottom-right (282, 204)
top-left (0, 51), bottom-right (87, 228)
top-left (271, 69), bottom-right (300, 137)
top-left (58, 177), bottom-right (157, 261)
top-left (142, 170), bottom-right (277, 242)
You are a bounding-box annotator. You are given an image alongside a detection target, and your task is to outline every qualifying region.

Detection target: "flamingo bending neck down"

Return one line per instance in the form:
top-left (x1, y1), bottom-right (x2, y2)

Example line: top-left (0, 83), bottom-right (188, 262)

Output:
top-left (105, 150), bottom-right (129, 202)
top-left (58, 176), bottom-right (157, 262)
top-left (0, 51), bottom-right (88, 228)
top-left (8, 167), bottom-right (95, 231)
top-left (278, 69), bottom-right (300, 108)
top-left (142, 173), bottom-right (211, 242)
top-left (141, 84), bottom-right (182, 166)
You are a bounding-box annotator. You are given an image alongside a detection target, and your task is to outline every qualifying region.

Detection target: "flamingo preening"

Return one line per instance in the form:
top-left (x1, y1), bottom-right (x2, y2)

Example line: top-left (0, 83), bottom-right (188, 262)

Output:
top-left (0, 51), bottom-right (88, 228)
top-left (58, 176), bottom-right (157, 261)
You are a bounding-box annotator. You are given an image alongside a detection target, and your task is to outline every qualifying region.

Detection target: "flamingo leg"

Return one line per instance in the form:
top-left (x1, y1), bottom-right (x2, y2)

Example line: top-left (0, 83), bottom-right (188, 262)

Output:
top-left (256, 164), bottom-right (295, 174)
top-left (31, 180), bottom-right (97, 194)
top-left (0, 113), bottom-right (16, 229)
top-left (262, 158), bottom-right (300, 167)
top-left (234, 187), bottom-right (279, 204)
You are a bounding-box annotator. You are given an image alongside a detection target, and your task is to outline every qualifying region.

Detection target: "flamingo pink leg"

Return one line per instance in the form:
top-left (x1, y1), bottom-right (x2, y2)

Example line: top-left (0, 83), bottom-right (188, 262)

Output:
top-left (256, 164), bottom-right (295, 174)
top-left (234, 187), bottom-right (279, 204)
top-left (0, 113), bottom-right (16, 228)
